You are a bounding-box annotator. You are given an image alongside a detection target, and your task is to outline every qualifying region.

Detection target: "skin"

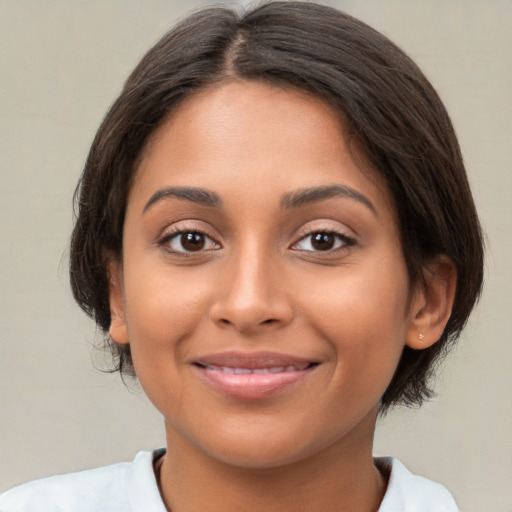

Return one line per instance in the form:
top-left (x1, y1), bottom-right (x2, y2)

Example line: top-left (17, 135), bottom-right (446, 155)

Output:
top-left (109, 81), bottom-right (456, 512)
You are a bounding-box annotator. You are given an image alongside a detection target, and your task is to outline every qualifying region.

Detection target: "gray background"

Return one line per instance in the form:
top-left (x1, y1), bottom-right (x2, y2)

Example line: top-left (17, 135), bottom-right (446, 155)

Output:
top-left (1, 1), bottom-right (511, 510)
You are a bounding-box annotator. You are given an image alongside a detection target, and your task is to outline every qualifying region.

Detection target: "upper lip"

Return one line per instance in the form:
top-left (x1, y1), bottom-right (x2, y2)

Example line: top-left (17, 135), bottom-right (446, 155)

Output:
top-left (194, 351), bottom-right (318, 370)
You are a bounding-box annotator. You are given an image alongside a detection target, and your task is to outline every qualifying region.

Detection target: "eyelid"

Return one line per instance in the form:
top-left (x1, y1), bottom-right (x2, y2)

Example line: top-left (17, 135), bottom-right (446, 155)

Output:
top-left (290, 222), bottom-right (357, 253)
top-left (291, 231), bottom-right (355, 252)
top-left (293, 220), bottom-right (356, 241)
top-left (157, 222), bottom-right (222, 255)
top-left (167, 231), bottom-right (219, 253)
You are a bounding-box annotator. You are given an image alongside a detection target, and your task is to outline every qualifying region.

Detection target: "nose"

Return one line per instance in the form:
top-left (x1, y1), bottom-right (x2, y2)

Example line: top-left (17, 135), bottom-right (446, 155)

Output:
top-left (209, 248), bottom-right (294, 334)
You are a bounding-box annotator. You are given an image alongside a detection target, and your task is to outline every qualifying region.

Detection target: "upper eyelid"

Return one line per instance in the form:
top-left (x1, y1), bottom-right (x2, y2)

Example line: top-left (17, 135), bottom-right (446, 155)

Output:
top-left (161, 228), bottom-right (214, 241)
top-left (292, 221), bottom-right (356, 240)
top-left (289, 222), bottom-right (358, 252)
top-left (159, 221), bottom-right (219, 240)
top-left (161, 229), bottom-right (218, 243)
top-left (158, 229), bottom-right (221, 256)
top-left (156, 220), bottom-right (356, 246)
top-left (157, 224), bottom-right (221, 252)
top-left (292, 231), bottom-right (355, 247)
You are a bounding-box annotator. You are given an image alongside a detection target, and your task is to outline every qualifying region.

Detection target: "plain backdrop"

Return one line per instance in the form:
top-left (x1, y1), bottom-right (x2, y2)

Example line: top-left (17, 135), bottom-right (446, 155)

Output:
top-left (1, 1), bottom-right (511, 510)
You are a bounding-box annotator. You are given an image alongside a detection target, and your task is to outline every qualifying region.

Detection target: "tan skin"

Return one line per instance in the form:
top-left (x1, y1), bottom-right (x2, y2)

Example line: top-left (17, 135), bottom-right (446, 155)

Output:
top-left (108, 81), bottom-right (456, 512)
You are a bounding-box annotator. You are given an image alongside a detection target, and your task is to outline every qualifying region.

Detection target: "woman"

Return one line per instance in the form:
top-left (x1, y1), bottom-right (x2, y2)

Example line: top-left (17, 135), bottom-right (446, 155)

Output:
top-left (0, 2), bottom-right (484, 511)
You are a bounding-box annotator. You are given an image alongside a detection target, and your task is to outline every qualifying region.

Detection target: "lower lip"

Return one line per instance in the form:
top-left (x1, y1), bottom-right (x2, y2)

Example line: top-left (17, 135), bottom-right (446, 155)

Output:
top-left (195, 365), bottom-right (315, 400)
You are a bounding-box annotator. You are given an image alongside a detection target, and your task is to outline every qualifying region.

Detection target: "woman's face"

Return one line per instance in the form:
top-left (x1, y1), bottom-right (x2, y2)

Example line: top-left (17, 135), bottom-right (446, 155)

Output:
top-left (110, 80), bottom-right (421, 468)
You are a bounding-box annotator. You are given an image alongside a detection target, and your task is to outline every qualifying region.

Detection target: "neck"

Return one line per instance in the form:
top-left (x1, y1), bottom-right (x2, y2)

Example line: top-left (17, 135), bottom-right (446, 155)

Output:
top-left (156, 411), bottom-right (387, 512)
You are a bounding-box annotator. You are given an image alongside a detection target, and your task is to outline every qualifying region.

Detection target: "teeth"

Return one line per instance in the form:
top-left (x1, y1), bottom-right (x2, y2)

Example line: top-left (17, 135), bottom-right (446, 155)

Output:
top-left (204, 364), bottom-right (307, 373)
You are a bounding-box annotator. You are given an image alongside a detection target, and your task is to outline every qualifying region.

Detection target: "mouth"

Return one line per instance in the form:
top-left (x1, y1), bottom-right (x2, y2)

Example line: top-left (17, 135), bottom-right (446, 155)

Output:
top-left (193, 352), bottom-right (320, 400)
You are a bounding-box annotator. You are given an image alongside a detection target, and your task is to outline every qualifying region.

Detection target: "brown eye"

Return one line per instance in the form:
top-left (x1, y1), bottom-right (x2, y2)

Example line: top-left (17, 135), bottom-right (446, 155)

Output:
top-left (311, 233), bottom-right (335, 251)
top-left (180, 232), bottom-right (205, 251)
top-left (164, 230), bottom-right (219, 254)
top-left (292, 231), bottom-right (354, 253)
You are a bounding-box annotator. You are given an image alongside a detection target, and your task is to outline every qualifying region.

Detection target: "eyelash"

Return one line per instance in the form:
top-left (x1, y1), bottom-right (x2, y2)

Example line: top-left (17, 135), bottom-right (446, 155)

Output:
top-left (158, 227), bottom-right (220, 256)
top-left (291, 230), bottom-right (356, 253)
top-left (158, 227), bottom-right (356, 256)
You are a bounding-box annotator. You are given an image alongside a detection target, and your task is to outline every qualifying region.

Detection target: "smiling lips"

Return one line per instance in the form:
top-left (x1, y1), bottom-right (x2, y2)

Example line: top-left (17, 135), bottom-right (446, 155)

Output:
top-left (194, 352), bottom-right (318, 400)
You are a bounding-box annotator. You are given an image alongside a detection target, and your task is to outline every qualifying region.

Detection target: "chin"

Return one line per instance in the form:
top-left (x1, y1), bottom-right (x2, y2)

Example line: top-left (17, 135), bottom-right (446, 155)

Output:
top-left (203, 439), bottom-right (315, 470)
top-left (183, 414), bottom-right (355, 471)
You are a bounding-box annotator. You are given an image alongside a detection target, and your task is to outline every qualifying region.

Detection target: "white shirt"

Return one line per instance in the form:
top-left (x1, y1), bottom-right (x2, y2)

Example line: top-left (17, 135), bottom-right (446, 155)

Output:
top-left (0, 450), bottom-right (460, 511)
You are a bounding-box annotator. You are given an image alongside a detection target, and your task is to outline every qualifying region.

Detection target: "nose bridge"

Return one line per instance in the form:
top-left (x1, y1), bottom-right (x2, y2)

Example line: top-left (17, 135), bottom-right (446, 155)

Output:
top-left (210, 238), bottom-right (292, 332)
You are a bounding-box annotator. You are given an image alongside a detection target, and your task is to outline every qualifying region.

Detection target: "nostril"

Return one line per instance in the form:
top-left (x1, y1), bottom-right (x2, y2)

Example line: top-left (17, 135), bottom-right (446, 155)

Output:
top-left (262, 318), bottom-right (277, 324)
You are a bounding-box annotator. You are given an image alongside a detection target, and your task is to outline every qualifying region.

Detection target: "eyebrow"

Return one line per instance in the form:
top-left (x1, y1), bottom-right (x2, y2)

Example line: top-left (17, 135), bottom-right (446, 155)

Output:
top-left (143, 186), bottom-right (222, 212)
top-left (280, 184), bottom-right (376, 215)
top-left (143, 183), bottom-right (376, 215)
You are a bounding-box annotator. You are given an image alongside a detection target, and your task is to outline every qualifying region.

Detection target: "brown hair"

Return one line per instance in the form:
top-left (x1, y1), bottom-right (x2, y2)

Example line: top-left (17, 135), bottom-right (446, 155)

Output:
top-left (70, 1), bottom-right (484, 411)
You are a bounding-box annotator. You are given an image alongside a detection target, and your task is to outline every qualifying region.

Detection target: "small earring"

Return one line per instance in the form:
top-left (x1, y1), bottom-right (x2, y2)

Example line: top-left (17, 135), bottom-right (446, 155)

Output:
top-left (418, 333), bottom-right (425, 340)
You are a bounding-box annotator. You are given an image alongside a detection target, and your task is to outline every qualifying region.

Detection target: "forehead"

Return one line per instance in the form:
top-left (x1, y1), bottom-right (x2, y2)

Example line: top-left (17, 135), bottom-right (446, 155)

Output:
top-left (131, 80), bottom-right (394, 216)
top-left (139, 81), bottom-right (348, 166)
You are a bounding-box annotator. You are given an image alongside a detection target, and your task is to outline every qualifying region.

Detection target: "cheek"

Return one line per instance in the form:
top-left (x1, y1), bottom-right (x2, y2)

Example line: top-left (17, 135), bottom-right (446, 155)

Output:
top-left (121, 262), bottom-right (220, 417)
top-left (298, 260), bottom-right (409, 387)
top-left (122, 261), bottom-right (215, 364)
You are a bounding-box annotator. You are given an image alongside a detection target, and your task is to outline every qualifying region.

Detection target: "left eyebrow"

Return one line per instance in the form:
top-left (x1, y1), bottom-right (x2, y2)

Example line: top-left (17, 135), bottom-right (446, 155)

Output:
top-left (143, 186), bottom-right (222, 212)
top-left (280, 184), bottom-right (377, 215)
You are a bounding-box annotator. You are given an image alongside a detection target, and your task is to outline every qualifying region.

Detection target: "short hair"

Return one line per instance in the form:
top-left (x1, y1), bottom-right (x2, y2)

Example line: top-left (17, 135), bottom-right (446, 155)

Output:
top-left (70, 1), bottom-right (484, 412)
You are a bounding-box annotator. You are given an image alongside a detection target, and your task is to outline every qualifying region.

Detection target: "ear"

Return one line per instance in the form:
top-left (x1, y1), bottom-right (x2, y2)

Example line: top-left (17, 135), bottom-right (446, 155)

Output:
top-left (107, 260), bottom-right (129, 345)
top-left (406, 256), bottom-right (457, 350)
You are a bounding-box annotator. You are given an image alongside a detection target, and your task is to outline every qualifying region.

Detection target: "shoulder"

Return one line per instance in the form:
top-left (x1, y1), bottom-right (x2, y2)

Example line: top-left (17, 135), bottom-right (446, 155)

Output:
top-left (377, 457), bottom-right (460, 512)
top-left (0, 450), bottom-right (167, 512)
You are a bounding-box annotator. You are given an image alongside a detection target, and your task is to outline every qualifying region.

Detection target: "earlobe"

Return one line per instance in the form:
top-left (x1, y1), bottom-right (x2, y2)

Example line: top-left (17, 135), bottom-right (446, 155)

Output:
top-left (406, 256), bottom-right (457, 350)
top-left (107, 260), bottom-right (129, 345)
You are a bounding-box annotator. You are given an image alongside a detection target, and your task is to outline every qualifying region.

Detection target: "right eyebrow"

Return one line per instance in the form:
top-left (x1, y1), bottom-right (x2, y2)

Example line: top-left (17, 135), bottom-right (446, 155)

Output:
top-left (143, 186), bottom-right (222, 212)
